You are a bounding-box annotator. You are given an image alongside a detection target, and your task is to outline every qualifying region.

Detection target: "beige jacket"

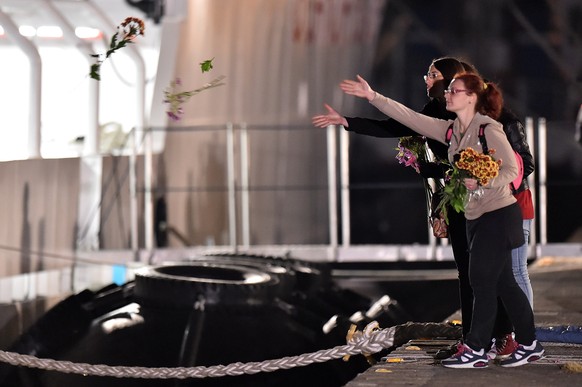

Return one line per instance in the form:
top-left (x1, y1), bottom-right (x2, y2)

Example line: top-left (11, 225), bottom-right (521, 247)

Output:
top-left (370, 92), bottom-right (518, 220)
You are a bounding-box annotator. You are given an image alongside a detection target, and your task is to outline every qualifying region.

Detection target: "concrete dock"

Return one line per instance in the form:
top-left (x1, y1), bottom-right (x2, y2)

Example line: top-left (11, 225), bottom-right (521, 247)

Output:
top-left (345, 256), bottom-right (582, 386)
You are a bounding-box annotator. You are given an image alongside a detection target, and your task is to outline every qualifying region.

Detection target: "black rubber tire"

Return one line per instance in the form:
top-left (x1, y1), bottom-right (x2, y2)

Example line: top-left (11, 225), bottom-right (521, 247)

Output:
top-left (134, 262), bottom-right (281, 308)
top-left (198, 253), bottom-right (333, 293)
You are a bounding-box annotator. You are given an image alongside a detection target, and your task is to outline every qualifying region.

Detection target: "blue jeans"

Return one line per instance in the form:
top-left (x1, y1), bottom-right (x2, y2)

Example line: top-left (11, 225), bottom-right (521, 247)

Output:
top-left (512, 219), bottom-right (534, 308)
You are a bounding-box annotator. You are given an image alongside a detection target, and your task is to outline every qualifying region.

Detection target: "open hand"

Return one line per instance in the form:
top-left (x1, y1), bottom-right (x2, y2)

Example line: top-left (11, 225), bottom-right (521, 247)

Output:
top-left (340, 75), bottom-right (375, 101)
top-left (463, 178), bottom-right (479, 191)
top-left (312, 103), bottom-right (348, 128)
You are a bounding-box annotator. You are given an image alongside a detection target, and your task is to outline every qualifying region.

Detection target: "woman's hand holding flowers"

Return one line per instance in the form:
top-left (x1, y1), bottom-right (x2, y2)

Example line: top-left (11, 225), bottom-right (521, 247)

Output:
top-left (463, 178), bottom-right (479, 191)
top-left (463, 177), bottom-right (483, 202)
top-left (438, 147), bottom-right (501, 221)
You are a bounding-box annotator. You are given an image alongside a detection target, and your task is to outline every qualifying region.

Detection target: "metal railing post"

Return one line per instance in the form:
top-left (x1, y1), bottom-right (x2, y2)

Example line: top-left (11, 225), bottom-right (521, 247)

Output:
top-left (226, 122), bottom-right (237, 249)
top-left (525, 117), bottom-right (537, 257)
top-left (339, 126), bottom-right (351, 247)
top-left (537, 118), bottom-right (548, 245)
top-left (327, 125), bottom-right (338, 249)
top-left (129, 128), bottom-right (139, 257)
top-left (240, 123), bottom-right (250, 247)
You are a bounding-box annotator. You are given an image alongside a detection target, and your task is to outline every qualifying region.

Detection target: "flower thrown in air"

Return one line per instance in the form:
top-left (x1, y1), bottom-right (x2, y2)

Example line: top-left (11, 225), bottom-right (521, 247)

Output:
top-left (163, 75), bottom-right (226, 122)
top-left (90, 17), bottom-right (146, 81)
top-left (163, 58), bottom-right (226, 121)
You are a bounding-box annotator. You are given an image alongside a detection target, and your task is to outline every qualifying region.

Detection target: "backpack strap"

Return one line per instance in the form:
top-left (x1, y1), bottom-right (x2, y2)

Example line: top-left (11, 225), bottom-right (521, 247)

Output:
top-left (445, 123), bottom-right (454, 147)
top-left (445, 123), bottom-right (489, 153)
top-left (478, 123), bottom-right (489, 155)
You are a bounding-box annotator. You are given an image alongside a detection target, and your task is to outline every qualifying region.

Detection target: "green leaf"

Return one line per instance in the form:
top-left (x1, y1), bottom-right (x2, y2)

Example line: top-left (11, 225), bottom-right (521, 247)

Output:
top-left (89, 63), bottom-right (101, 81)
top-left (199, 58), bottom-right (215, 73)
top-left (109, 32), bottom-right (119, 50)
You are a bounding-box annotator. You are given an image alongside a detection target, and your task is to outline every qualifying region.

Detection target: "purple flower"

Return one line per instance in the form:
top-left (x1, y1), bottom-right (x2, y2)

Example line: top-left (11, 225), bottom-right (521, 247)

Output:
top-left (395, 138), bottom-right (425, 174)
top-left (166, 111), bottom-right (181, 121)
top-left (163, 75), bottom-right (226, 122)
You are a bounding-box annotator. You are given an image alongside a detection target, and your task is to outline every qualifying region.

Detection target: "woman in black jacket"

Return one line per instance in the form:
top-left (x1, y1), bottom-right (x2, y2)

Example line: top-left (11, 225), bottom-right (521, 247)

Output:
top-left (313, 57), bottom-right (473, 339)
top-left (313, 58), bottom-right (535, 360)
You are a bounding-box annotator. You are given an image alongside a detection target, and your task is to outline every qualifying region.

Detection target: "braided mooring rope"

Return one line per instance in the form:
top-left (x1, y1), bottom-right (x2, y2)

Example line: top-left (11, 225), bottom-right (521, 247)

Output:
top-left (0, 325), bottom-right (395, 380)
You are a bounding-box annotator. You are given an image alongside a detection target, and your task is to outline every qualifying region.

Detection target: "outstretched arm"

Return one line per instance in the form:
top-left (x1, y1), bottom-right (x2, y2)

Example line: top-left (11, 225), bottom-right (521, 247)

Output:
top-left (344, 117), bottom-right (417, 138)
top-left (312, 103), bottom-right (349, 127)
top-left (340, 75), bottom-right (376, 102)
top-left (341, 75), bottom-right (451, 143)
top-left (312, 103), bottom-right (420, 138)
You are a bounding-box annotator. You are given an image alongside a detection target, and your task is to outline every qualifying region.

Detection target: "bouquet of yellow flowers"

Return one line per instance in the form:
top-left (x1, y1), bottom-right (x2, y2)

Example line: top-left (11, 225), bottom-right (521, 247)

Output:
top-left (438, 147), bottom-right (501, 221)
top-left (455, 147), bottom-right (501, 186)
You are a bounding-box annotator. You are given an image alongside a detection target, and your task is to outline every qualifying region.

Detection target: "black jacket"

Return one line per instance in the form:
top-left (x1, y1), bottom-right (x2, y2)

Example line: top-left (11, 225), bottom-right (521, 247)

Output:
top-left (497, 109), bottom-right (535, 193)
